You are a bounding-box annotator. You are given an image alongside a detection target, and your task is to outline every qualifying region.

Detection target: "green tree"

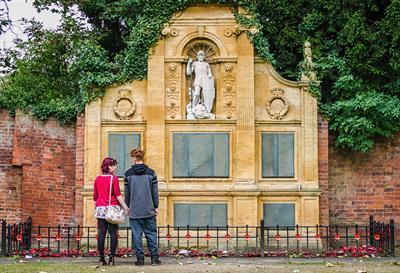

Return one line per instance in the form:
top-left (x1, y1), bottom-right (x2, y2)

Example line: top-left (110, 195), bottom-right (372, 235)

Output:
top-left (1, 0), bottom-right (399, 151)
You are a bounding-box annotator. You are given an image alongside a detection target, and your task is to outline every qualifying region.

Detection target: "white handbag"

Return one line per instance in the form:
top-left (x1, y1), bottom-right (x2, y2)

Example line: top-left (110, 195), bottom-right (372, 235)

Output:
top-left (105, 176), bottom-right (125, 225)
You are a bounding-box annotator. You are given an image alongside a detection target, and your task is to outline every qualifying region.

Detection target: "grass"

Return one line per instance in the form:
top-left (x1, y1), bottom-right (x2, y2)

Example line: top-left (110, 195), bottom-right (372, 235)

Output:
top-left (0, 257), bottom-right (400, 273)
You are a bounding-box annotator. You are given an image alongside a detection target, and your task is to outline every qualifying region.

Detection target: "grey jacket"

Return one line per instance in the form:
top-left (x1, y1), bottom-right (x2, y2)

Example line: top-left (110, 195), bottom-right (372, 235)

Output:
top-left (124, 164), bottom-right (159, 219)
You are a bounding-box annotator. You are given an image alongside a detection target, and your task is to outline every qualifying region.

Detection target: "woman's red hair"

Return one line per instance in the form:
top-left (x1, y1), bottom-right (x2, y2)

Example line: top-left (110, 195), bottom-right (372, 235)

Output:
top-left (101, 157), bottom-right (118, 174)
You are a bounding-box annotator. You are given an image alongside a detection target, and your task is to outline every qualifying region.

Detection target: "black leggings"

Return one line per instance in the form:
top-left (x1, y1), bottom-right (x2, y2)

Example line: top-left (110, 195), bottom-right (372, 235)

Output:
top-left (97, 218), bottom-right (118, 257)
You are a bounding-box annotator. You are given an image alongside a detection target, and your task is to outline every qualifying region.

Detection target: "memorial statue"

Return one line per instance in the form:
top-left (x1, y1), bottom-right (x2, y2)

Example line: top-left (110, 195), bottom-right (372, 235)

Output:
top-left (186, 50), bottom-right (215, 119)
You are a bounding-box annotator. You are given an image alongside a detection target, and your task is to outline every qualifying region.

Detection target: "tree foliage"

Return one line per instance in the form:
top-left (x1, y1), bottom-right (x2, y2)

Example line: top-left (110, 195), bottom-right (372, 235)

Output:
top-left (0, 0), bottom-right (399, 151)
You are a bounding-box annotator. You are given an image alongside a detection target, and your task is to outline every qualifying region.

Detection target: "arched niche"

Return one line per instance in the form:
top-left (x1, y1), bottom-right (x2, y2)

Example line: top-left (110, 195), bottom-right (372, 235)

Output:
top-left (182, 38), bottom-right (220, 63)
top-left (176, 31), bottom-right (228, 58)
top-left (180, 37), bottom-right (221, 116)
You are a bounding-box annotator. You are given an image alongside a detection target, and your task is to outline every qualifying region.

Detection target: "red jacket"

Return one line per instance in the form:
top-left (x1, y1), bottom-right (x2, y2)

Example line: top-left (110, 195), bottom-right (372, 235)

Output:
top-left (93, 175), bottom-right (122, 207)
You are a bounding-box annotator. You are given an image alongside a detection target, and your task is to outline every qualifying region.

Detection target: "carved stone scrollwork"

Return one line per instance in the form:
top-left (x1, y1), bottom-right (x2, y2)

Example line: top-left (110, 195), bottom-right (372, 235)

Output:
top-left (166, 63), bottom-right (180, 119)
top-left (224, 25), bottom-right (259, 37)
top-left (161, 26), bottom-right (179, 37)
top-left (222, 64), bottom-right (235, 119)
top-left (113, 89), bottom-right (136, 120)
top-left (265, 88), bottom-right (290, 120)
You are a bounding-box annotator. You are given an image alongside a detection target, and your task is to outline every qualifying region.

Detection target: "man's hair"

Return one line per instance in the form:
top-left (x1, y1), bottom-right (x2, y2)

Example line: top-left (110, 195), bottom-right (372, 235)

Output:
top-left (130, 148), bottom-right (144, 161)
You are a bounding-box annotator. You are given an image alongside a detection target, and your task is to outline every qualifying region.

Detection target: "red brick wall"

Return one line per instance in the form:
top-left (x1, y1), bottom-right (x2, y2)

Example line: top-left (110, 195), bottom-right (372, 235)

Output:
top-left (329, 132), bottom-right (400, 227)
top-left (0, 110), bottom-right (84, 226)
top-left (318, 115), bottom-right (329, 226)
top-left (0, 110), bottom-right (22, 222)
top-left (2, 108), bottom-right (399, 232)
top-left (74, 114), bottom-right (85, 226)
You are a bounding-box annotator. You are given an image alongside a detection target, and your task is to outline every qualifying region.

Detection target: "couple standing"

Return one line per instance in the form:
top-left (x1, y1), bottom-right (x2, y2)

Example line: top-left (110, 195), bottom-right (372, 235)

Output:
top-left (93, 148), bottom-right (160, 266)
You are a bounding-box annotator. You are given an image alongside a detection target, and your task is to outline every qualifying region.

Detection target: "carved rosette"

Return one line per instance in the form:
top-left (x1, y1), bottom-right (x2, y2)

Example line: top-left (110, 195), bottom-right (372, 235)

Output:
top-left (113, 89), bottom-right (136, 120)
top-left (265, 88), bottom-right (290, 120)
top-left (166, 63), bottom-right (180, 119)
top-left (222, 64), bottom-right (235, 119)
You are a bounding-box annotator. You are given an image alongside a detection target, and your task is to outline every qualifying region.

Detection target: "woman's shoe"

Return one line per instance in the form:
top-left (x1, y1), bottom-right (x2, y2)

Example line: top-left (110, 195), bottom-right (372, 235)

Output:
top-left (108, 255), bottom-right (115, 266)
top-left (99, 256), bottom-right (107, 266)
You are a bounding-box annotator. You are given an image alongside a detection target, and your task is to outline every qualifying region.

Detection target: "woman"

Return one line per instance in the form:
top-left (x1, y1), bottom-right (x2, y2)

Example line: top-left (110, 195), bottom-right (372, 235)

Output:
top-left (93, 157), bottom-right (129, 266)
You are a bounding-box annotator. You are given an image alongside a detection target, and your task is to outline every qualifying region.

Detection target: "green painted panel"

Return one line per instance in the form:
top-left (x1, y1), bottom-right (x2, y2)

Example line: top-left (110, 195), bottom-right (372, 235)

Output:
top-left (173, 133), bottom-right (229, 178)
top-left (108, 133), bottom-right (140, 176)
top-left (263, 203), bottom-right (295, 227)
top-left (174, 203), bottom-right (227, 227)
top-left (262, 133), bottom-right (294, 177)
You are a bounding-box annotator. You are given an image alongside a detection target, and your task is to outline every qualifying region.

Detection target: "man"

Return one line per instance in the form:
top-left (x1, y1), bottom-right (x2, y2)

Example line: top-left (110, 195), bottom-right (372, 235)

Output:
top-left (124, 148), bottom-right (160, 266)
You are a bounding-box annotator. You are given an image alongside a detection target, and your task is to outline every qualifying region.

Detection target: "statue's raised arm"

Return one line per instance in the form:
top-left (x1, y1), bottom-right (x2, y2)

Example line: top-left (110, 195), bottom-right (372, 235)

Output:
top-left (186, 58), bottom-right (194, 76)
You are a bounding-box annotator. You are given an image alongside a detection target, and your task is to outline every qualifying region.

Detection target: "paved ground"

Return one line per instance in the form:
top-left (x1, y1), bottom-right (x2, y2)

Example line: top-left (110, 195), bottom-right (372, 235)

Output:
top-left (1, 256), bottom-right (400, 273)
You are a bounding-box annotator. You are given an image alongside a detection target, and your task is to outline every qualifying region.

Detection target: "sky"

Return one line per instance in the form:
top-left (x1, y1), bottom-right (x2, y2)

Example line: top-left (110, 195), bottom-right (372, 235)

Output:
top-left (0, 0), bottom-right (61, 49)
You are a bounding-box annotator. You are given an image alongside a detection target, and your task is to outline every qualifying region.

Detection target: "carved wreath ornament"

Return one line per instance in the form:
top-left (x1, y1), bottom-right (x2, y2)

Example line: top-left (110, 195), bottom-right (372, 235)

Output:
top-left (113, 89), bottom-right (136, 120)
top-left (265, 88), bottom-right (290, 120)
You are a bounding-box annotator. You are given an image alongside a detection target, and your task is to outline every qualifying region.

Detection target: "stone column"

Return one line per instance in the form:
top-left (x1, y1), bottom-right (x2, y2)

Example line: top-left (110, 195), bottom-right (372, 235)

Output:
top-left (83, 99), bottom-right (101, 226)
top-left (300, 89), bottom-right (318, 182)
top-left (235, 32), bottom-right (255, 184)
top-left (146, 40), bottom-right (166, 181)
top-left (234, 32), bottom-right (257, 225)
top-left (84, 99), bottom-right (101, 184)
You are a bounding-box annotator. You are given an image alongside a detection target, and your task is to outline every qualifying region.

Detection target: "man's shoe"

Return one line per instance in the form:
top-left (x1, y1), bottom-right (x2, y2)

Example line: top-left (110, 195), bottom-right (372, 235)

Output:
top-left (134, 259), bottom-right (144, 266)
top-left (151, 257), bottom-right (161, 266)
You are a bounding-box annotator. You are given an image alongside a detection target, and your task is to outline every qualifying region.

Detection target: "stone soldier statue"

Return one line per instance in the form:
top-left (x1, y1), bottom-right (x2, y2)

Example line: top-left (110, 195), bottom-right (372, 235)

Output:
top-left (186, 50), bottom-right (215, 119)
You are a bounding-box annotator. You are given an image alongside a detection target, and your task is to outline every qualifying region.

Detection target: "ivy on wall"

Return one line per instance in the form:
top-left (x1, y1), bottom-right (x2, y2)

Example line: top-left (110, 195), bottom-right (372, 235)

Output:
top-left (0, 0), bottom-right (275, 124)
top-left (1, 0), bottom-right (399, 152)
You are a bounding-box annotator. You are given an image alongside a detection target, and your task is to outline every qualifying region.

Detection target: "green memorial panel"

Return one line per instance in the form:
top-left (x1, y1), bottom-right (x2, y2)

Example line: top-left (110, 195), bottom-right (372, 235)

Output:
top-left (108, 133), bottom-right (140, 177)
top-left (262, 133), bottom-right (294, 177)
top-left (174, 203), bottom-right (227, 227)
top-left (263, 203), bottom-right (295, 227)
top-left (173, 133), bottom-right (229, 178)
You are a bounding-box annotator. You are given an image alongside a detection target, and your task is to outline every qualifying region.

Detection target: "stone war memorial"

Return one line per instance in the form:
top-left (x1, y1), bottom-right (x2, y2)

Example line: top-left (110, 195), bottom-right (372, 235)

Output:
top-left (83, 5), bottom-right (320, 229)
top-left (0, 2), bottom-right (399, 259)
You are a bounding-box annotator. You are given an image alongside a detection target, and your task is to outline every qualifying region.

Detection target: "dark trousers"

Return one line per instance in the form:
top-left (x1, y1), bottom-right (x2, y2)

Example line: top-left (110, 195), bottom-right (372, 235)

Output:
top-left (130, 216), bottom-right (158, 260)
top-left (97, 218), bottom-right (118, 257)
